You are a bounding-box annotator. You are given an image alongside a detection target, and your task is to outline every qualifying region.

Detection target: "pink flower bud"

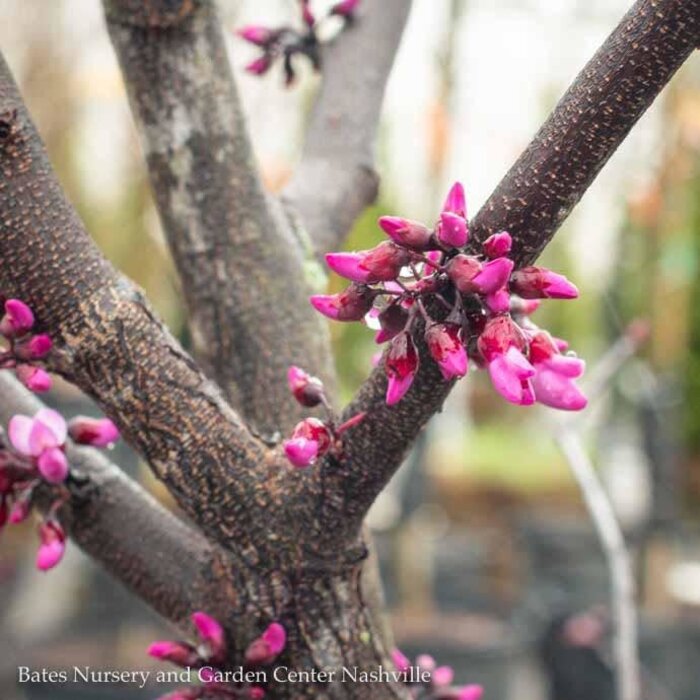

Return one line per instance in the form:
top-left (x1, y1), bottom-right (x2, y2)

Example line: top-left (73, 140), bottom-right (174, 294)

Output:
top-left (510, 266), bottom-right (579, 299)
top-left (416, 654), bottom-right (436, 672)
top-left (378, 216), bottom-right (432, 250)
top-left (437, 212), bottom-right (468, 248)
top-left (425, 323), bottom-right (467, 380)
top-left (67, 416), bottom-right (120, 447)
top-left (148, 640), bottom-right (198, 667)
top-left (14, 334), bottom-right (53, 360)
top-left (287, 366), bottom-right (324, 407)
top-left (300, 0), bottom-right (315, 27)
top-left (457, 686), bottom-right (484, 700)
top-left (237, 26), bottom-right (274, 46)
top-left (36, 521), bottom-right (66, 571)
top-left (9, 495), bottom-right (32, 524)
top-left (432, 665), bottom-right (454, 687)
top-left (529, 332), bottom-right (587, 411)
top-left (37, 447), bottom-right (69, 483)
top-left (470, 257), bottom-right (514, 295)
top-left (310, 284), bottom-right (375, 322)
top-left (283, 418), bottom-right (332, 468)
top-left (483, 231), bottom-right (513, 258)
top-left (325, 242), bottom-right (410, 284)
top-left (442, 182), bottom-right (467, 219)
top-left (245, 55), bottom-right (272, 76)
top-left (1, 299), bottom-right (35, 337)
top-left (15, 365), bottom-right (52, 393)
top-left (331, 0), bottom-right (361, 17)
top-left (375, 304), bottom-right (409, 344)
top-left (385, 332), bottom-right (419, 405)
top-left (245, 622), bottom-right (286, 665)
top-left (391, 648), bottom-right (411, 673)
top-left (485, 288), bottom-right (511, 314)
top-left (192, 611), bottom-right (226, 660)
top-left (446, 254), bottom-right (482, 294)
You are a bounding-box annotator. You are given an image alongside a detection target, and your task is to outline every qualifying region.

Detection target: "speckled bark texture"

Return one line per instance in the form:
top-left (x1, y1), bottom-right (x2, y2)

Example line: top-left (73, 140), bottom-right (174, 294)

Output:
top-left (0, 0), bottom-right (697, 697)
top-left (103, 0), bottom-right (334, 438)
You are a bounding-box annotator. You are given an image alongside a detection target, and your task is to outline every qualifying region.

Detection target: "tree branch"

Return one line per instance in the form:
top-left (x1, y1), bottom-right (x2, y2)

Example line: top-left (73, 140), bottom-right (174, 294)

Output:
top-left (283, 0), bottom-right (413, 254)
top-left (0, 373), bottom-right (239, 629)
top-left (0, 51), bottom-right (282, 557)
top-left (319, 0), bottom-right (700, 542)
top-left (102, 0), bottom-right (334, 437)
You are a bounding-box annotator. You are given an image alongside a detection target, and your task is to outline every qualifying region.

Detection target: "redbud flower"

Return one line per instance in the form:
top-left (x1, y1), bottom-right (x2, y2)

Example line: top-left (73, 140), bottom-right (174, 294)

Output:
top-left (300, 0), bottom-right (316, 27)
top-left (391, 648), bottom-right (410, 673)
top-left (148, 640), bottom-right (198, 667)
top-left (287, 366), bottom-right (324, 407)
top-left (375, 304), bottom-right (409, 344)
top-left (437, 212), bottom-right (468, 248)
top-left (457, 686), bottom-right (484, 700)
top-left (67, 416), bottom-right (120, 447)
top-left (246, 55), bottom-right (272, 76)
top-left (378, 216), bottom-right (432, 250)
top-left (510, 266), bottom-right (579, 299)
top-left (9, 408), bottom-right (68, 483)
top-left (471, 257), bottom-right (514, 295)
top-left (528, 332), bottom-right (587, 411)
top-left (432, 665), bottom-right (454, 687)
top-left (325, 242), bottom-right (410, 284)
top-left (249, 688), bottom-right (266, 700)
top-left (237, 26), bottom-right (274, 46)
top-left (36, 521), bottom-right (66, 571)
top-left (283, 418), bottom-right (332, 468)
top-left (15, 365), bottom-right (52, 393)
top-left (310, 284), bottom-right (375, 322)
top-left (9, 495), bottom-right (31, 524)
top-left (485, 288), bottom-right (511, 314)
top-left (442, 181), bottom-right (467, 219)
top-left (192, 611), bottom-right (226, 661)
top-left (385, 332), bottom-right (419, 405)
top-left (425, 323), bottom-right (467, 380)
top-left (483, 231), bottom-right (513, 258)
top-left (1, 299), bottom-right (34, 337)
top-left (331, 0), bottom-right (361, 17)
top-left (245, 622), bottom-right (287, 665)
top-left (446, 254), bottom-right (482, 294)
top-left (15, 334), bottom-right (53, 360)
top-left (478, 316), bottom-right (535, 406)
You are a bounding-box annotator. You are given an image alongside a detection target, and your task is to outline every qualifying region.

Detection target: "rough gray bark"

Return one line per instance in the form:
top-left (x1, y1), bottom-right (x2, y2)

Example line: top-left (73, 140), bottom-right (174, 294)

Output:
top-left (284, 0), bottom-right (413, 254)
top-left (103, 0), bottom-right (334, 437)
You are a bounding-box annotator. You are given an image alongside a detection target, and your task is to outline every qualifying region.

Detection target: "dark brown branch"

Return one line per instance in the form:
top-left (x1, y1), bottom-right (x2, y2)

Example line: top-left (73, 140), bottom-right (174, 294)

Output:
top-left (103, 0), bottom-right (335, 437)
top-left (320, 0), bottom-right (700, 542)
top-left (283, 0), bottom-right (413, 255)
top-left (0, 52), bottom-right (280, 557)
top-left (0, 373), bottom-right (239, 629)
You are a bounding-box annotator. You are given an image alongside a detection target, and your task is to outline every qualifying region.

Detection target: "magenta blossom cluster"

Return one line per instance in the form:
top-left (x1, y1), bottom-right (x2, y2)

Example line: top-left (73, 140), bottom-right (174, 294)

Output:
top-left (283, 366), bottom-right (365, 468)
top-left (310, 182), bottom-right (587, 411)
top-left (0, 298), bottom-right (120, 572)
top-left (1, 298), bottom-right (53, 392)
top-left (391, 648), bottom-right (483, 700)
top-left (237, 0), bottom-right (360, 85)
top-left (150, 614), bottom-right (286, 700)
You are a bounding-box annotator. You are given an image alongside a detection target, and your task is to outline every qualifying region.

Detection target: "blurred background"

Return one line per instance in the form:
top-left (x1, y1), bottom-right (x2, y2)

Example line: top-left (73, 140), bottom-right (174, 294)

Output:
top-left (1, 0), bottom-right (700, 698)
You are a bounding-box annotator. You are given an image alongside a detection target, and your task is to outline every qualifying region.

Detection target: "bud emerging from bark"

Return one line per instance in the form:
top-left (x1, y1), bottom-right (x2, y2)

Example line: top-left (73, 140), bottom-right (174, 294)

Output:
top-left (385, 332), bottom-right (419, 405)
top-left (36, 520), bottom-right (66, 571)
top-left (68, 416), bottom-right (120, 447)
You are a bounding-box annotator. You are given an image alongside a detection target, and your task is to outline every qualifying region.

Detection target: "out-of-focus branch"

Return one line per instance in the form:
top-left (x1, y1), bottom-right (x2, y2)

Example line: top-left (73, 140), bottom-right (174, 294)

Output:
top-left (556, 430), bottom-right (639, 700)
top-left (0, 52), bottom-right (281, 557)
top-left (283, 0), bottom-right (413, 255)
top-left (103, 0), bottom-right (334, 437)
top-left (319, 0), bottom-right (700, 542)
top-left (0, 373), bottom-right (239, 629)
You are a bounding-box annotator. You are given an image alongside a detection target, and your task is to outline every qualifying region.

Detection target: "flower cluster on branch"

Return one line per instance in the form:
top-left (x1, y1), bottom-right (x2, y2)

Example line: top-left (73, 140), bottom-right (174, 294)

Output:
top-left (0, 299), bottom-right (119, 571)
top-left (391, 648), bottom-right (483, 700)
top-left (237, 0), bottom-right (360, 85)
top-left (311, 182), bottom-right (587, 411)
top-left (149, 613), bottom-right (286, 700)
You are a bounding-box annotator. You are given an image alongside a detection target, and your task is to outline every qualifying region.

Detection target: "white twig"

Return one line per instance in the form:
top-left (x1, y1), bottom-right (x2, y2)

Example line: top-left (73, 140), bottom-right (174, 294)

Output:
top-left (553, 322), bottom-right (648, 700)
top-left (556, 428), bottom-right (640, 700)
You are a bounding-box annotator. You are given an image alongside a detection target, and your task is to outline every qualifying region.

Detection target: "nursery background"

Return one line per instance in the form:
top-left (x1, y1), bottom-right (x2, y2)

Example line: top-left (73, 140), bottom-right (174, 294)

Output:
top-left (1, 0), bottom-right (700, 699)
